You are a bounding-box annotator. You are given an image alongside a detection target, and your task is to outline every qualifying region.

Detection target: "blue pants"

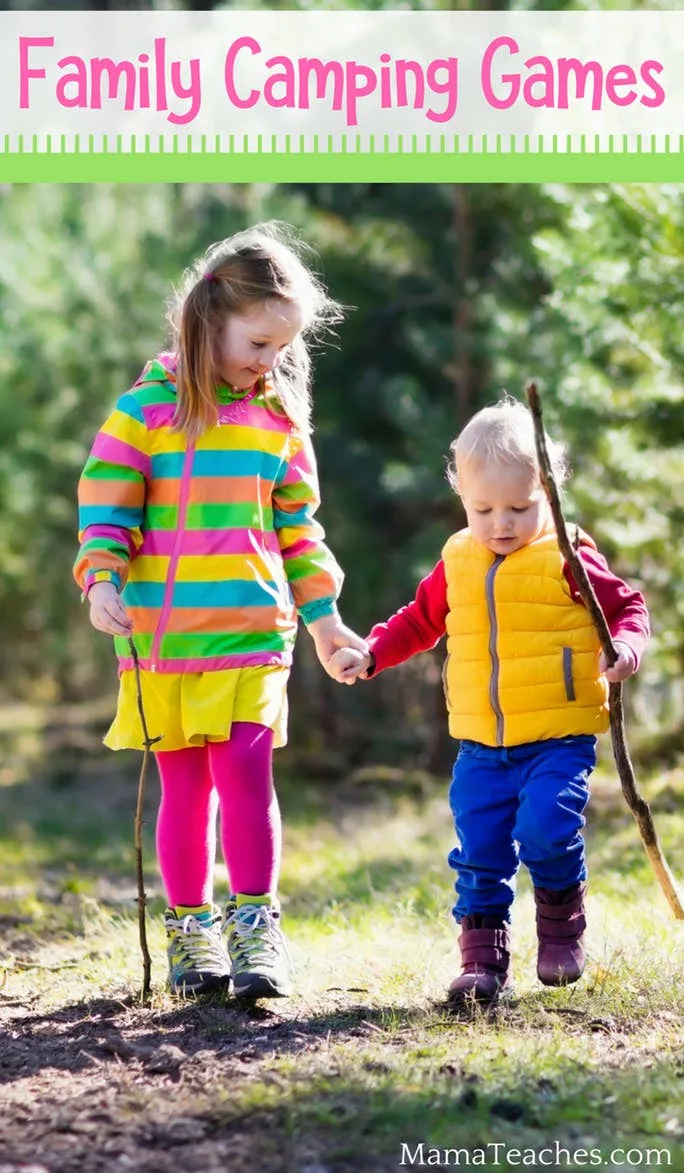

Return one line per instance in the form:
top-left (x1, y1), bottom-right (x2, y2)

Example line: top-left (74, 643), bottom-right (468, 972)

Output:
top-left (448, 736), bottom-right (596, 923)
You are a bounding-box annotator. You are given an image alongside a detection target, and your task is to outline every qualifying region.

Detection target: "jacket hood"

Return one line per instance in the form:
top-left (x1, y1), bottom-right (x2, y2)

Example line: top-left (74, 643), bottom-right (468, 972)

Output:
top-left (134, 352), bottom-right (178, 390)
top-left (131, 353), bottom-right (273, 405)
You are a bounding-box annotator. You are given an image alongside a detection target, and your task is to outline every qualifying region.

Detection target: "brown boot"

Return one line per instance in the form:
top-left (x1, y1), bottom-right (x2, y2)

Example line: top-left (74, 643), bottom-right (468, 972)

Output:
top-left (448, 915), bottom-right (512, 1007)
top-left (535, 883), bottom-right (586, 986)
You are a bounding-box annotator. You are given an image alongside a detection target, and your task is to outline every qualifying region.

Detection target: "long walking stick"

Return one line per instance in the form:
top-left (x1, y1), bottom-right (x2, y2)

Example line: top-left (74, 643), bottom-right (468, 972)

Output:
top-left (128, 638), bottom-right (162, 998)
top-left (526, 382), bottom-right (684, 919)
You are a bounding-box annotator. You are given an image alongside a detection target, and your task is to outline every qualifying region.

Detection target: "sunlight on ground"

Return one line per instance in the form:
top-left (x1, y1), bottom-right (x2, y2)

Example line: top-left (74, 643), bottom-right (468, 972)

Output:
top-left (2, 764), bottom-right (683, 1024)
top-left (2, 764), bottom-right (684, 1172)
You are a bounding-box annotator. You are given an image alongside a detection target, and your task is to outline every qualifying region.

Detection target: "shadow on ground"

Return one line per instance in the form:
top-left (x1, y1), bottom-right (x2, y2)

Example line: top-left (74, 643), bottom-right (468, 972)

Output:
top-left (1, 987), bottom-right (682, 1173)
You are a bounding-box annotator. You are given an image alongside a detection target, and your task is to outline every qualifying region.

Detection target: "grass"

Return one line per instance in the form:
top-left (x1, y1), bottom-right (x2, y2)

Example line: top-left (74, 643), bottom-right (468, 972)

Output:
top-left (1, 745), bottom-right (684, 1171)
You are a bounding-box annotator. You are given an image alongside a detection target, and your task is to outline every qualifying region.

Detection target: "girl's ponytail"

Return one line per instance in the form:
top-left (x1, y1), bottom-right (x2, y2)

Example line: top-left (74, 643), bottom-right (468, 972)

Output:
top-left (174, 280), bottom-right (222, 440)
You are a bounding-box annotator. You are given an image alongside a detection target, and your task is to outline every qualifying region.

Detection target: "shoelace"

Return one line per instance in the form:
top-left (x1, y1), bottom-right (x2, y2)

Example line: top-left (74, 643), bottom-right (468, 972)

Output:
top-left (168, 914), bottom-right (226, 972)
top-left (225, 906), bottom-right (288, 973)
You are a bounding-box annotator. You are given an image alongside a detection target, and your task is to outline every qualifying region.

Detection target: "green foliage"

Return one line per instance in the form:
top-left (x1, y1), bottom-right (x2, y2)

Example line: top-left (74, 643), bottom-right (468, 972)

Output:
top-left (496, 184), bottom-right (684, 729)
top-left (0, 181), bottom-right (682, 764)
top-left (0, 186), bottom-right (175, 697)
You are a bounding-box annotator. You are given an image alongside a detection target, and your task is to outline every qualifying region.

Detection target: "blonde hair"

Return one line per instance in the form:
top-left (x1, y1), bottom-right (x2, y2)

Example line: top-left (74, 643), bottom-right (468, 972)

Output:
top-left (447, 396), bottom-right (569, 493)
top-left (168, 221), bottom-right (344, 440)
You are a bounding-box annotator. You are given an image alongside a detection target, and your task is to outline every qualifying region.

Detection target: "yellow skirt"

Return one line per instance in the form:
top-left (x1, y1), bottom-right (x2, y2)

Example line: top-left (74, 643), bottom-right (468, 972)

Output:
top-left (104, 665), bottom-right (290, 752)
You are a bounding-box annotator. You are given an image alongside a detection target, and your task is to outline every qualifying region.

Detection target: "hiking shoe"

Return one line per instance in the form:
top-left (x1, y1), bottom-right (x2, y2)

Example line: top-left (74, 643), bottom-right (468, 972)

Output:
top-left (447, 915), bottom-right (512, 1008)
top-left (224, 898), bottom-right (293, 999)
top-left (165, 905), bottom-right (232, 996)
top-left (535, 883), bottom-right (587, 986)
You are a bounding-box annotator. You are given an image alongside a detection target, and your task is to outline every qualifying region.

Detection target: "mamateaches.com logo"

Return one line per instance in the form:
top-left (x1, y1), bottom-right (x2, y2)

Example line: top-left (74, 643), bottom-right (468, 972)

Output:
top-left (399, 1141), bottom-right (672, 1167)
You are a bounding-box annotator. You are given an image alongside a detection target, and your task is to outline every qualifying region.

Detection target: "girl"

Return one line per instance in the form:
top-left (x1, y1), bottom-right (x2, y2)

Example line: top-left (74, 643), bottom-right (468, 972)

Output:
top-left (74, 222), bottom-right (367, 1000)
top-left (329, 398), bottom-right (650, 1006)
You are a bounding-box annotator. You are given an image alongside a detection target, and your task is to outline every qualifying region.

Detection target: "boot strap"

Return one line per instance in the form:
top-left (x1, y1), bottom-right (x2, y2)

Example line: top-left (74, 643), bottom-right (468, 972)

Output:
top-left (536, 896), bottom-right (584, 919)
top-left (460, 927), bottom-right (510, 967)
top-left (534, 905), bottom-right (588, 943)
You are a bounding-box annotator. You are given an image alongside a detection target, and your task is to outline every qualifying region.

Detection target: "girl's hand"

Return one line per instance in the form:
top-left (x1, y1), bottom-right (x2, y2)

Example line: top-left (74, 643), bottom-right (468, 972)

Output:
top-left (88, 581), bottom-right (134, 637)
top-left (329, 647), bottom-right (372, 685)
top-left (600, 642), bottom-right (636, 683)
top-left (307, 614), bottom-right (369, 676)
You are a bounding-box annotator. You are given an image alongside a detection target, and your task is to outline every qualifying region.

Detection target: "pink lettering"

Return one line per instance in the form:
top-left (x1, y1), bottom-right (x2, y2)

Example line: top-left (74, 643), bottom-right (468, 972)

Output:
top-left (481, 36), bottom-right (520, 110)
top-left (224, 36), bottom-right (260, 109)
top-left (425, 57), bottom-right (458, 122)
top-left (523, 57), bottom-right (555, 109)
top-left (138, 53), bottom-right (150, 109)
top-left (263, 57), bottom-right (294, 109)
top-left (167, 58), bottom-right (201, 124)
top-left (557, 59), bottom-right (604, 111)
top-left (90, 58), bottom-right (137, 110)
top-left (155, 38), bottom-right (167, 111)
top-left (19, 36), bottom-right (53, 108)
top-left (640, 60), bottom-right (665, 107)
top-left (605, 64), bottom-right (637, 107)
top-left (395, 61), bottom-right (424, 109)
top-left (345, 61), bottom-right (377, 126)
top-left (297, 58), bottom-right (344, 111)
top-left (56, 57), bottom-right (88, 108)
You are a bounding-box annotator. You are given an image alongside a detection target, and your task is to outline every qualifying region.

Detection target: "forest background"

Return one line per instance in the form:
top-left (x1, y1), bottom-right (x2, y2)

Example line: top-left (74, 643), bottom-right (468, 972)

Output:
top-left (0, 180), bottom-right (681, 779)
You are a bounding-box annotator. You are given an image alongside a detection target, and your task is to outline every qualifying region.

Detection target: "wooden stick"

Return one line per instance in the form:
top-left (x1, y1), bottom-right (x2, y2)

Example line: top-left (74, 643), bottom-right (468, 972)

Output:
top-left (128, 638), bottom-right (162, 999)
top-left (526, 382), bottom-right (684, 920)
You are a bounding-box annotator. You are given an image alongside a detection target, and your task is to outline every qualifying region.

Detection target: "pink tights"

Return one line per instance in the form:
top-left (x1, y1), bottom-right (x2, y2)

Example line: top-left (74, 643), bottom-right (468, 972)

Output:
top-left (154, 722), bottom-right (281, 907)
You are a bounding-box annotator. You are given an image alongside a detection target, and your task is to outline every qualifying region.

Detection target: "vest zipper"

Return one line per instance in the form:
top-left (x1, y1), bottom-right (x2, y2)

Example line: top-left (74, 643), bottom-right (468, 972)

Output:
top-left (149, 442), bottom-right (196, 672)
top-left (485, 555), bottom-right (505, 746)
top-left (563, 647), bottom-right (576, 701)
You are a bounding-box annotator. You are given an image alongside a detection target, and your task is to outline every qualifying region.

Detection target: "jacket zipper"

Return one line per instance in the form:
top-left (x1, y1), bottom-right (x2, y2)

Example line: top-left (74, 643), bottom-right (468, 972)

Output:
top-left (149, 442), bottom-right (196, 671)
top-left (485, 555), bottom-right (505, 745)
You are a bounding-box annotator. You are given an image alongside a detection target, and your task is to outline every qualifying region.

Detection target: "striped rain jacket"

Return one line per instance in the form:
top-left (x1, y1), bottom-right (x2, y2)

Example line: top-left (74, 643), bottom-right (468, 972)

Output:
top-left (74, 356), bottom-right (344, 673)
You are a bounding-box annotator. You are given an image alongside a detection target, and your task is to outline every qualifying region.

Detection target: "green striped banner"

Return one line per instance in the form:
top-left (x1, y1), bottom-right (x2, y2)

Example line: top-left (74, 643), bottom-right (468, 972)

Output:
top-left (2, 138), bottom-right (684, 182)
top-left (1, 157), bottom-right (682, 182)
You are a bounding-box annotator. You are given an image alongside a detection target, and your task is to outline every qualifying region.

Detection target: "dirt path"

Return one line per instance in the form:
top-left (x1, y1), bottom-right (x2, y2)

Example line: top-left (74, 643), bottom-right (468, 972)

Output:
top-left (1, 984), bottom-right (393, 1173)
top-left (0, 900), bottom-right (408, 1173)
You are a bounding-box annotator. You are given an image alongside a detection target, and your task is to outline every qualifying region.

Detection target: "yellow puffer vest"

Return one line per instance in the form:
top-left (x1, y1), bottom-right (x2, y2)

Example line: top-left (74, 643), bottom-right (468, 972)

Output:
top-left (442, 526), bottom-right (609, 747)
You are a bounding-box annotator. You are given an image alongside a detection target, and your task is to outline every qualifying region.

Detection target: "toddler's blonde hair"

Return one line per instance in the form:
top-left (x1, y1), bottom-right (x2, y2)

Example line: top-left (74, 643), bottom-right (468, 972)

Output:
top-left (447, 395), bottom-right (569, 494)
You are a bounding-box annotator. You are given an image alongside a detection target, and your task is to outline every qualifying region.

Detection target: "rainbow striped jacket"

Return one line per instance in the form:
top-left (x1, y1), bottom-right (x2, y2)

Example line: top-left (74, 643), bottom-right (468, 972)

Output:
top-left (74, 355), bottom-right (344, 673)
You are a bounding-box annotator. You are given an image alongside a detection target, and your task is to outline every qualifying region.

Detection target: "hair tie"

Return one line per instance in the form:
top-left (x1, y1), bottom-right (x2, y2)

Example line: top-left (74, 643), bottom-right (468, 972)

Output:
top-left (204, 272), bottom-right (217, 283)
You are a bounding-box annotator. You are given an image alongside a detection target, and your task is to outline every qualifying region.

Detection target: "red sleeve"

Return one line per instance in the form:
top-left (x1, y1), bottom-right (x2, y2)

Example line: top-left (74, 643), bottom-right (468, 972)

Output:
top-left (564, 547), bottom-right (650, 668)
top-left (366, 561), bottom-right (448, 675)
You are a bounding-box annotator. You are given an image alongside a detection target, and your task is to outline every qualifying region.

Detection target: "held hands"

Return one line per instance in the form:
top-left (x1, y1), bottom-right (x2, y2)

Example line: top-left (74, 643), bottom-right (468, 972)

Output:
top-left (328, 646), bottom-right (373, 686)
top-left (87, 581), bottom-right (133, 638)
top-left (600, 641), bottom-right (636, 684)
top-left (307, 613), bottom-right (369, 680)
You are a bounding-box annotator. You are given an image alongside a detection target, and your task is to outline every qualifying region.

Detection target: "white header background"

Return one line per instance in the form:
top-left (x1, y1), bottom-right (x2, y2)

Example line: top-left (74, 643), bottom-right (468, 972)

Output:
top-left (2, 11), bottom-right (683, 145)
